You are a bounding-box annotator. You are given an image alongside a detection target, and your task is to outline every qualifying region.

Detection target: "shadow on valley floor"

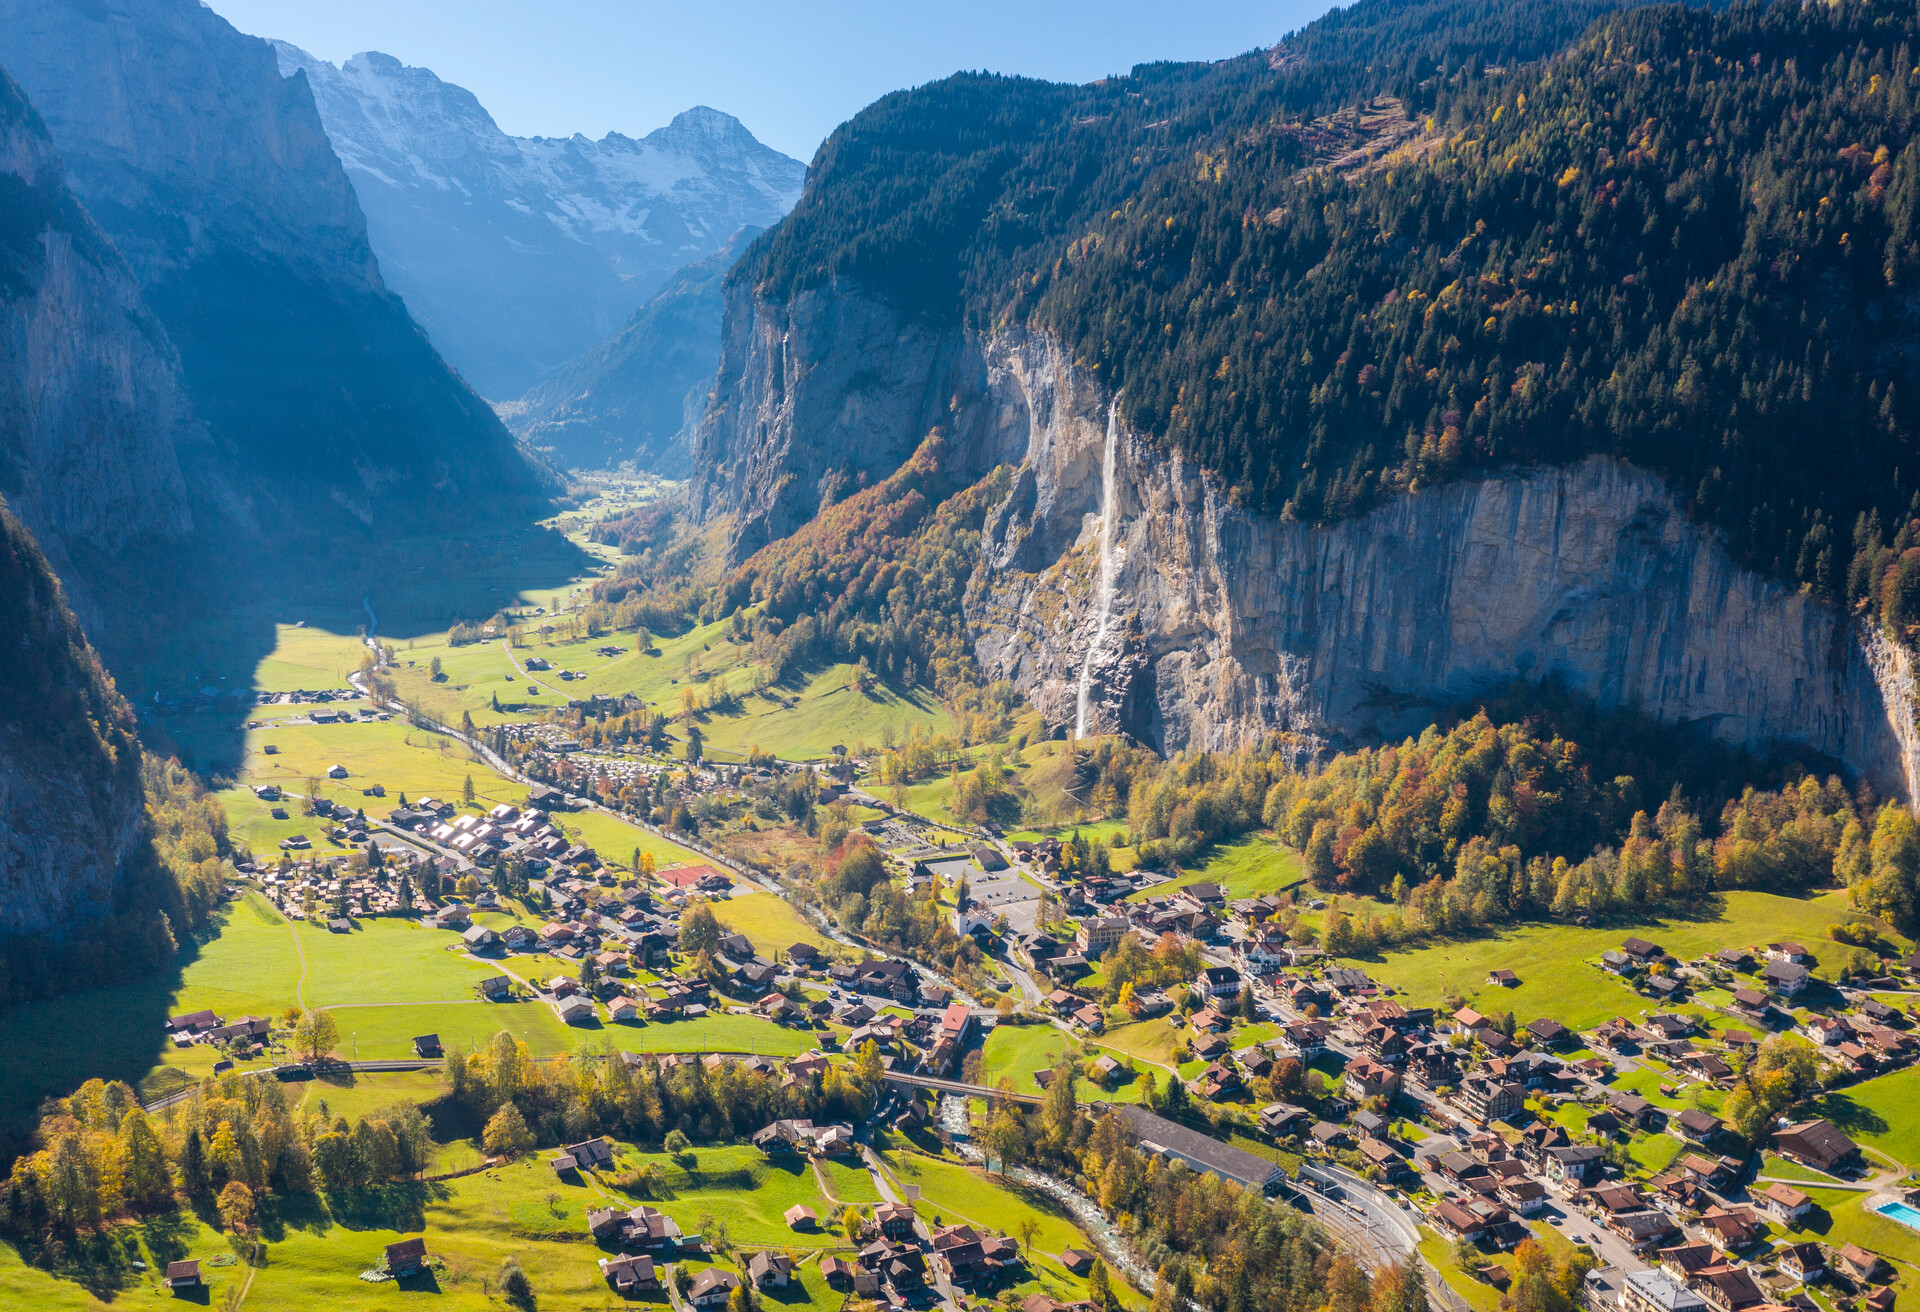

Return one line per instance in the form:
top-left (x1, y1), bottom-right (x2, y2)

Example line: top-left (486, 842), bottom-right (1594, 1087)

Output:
top-left (0, 904), bottom-right (232, 1155)
top-left (132, 519), bottom-right (598, 777)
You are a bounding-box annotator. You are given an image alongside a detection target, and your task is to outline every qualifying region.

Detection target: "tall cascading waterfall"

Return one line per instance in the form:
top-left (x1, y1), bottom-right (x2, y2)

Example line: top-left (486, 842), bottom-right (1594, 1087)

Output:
top-left (1073, 402), bottom-right (1124, 737)
top-left (1863, 622), bottom-right (1920, 808)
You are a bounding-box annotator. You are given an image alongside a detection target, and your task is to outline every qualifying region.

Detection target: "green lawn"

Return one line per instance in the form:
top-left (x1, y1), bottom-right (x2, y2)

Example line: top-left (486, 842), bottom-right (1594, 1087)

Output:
top-left (1134, 833), bottom-right (1305, 901)
top-left (1359, 891), bottom-right (1899, 1028)
top-left (1808, 1064), bottom-right (1920, 1168)
top-left (709, 892), bottom-right (840, 958)
top-left (250, 624), bottom-right (368, 692)
top-left (815, 1157), bottom-right (882, 1205)
top-left (1779, 1186), bottom-right (1920, 1289)
top-left (978, 1023), bottom-right (1159, 1103)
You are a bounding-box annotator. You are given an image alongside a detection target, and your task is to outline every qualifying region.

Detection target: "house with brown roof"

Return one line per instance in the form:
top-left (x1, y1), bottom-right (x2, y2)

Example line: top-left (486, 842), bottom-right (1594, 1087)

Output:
top-left (1755, 1183), bottom-right (1813, 1224)
top-left (688, 1268), bottom-right (741, 1306)
top-left (164, 1259), bottom-right (202, 1290)
top-left (600, 1254), bottom-right (660, 1293)
top-left (385, 1237), bottom-right (428, 1277)
top-left (1773, 1119), bottom-right (1860, 1173)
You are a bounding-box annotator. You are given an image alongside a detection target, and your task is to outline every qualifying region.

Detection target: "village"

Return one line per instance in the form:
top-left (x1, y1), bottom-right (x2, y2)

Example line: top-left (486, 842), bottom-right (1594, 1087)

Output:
top-left (141, 751), bottom-right (1920, 1312)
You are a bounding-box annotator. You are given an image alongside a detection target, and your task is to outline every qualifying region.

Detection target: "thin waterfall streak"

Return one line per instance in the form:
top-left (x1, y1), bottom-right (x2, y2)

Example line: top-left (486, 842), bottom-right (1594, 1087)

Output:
top-left (1074, 402), bottom-right (1122, 737)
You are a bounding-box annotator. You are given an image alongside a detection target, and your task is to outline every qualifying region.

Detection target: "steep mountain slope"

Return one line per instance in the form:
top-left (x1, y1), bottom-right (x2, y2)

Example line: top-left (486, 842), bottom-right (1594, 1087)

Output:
top-left (0, 62), bottom-right (241, 633)
top-left (692, 0), bottom-right (1920, 797)
top-left (0, 0), bottom-right (544, 534)
top-left (505, 227), bottom-right (761, 472)
top-left (0, 492), bottom-right (145, 939)
top-left (275, 44), bottom-right (806, 400)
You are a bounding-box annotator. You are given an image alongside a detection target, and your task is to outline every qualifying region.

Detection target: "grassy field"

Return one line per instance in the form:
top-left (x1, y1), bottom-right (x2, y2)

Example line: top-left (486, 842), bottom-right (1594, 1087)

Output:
top-left (697, 662), bottom-right (955, 762)
top-left (1779, 1185), bottom-right (1920, 1288)
top-left (1135, 833), bottom-right (1304, 900)
top-left (1810, 1064), bottom-right (1920, 1168)
top-left (713, 892), bottom-right (841, 958)
top-left (1418, 1229), bottom-right (1505, 1312)
top-left (1359, 891), bottom-right (1901, 1028)
top-left (251, 624), bottom-right (369, 692)
top-left (978, 1022), bottom-right (1159, 1103)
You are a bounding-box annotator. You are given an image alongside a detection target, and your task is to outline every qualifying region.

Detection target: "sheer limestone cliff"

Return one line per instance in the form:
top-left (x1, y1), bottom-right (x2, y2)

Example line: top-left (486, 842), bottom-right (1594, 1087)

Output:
top-left (0, 63), bottom-right (240, 634)
top-left (0, 497), bottom-right (145, 937)
top-left (695, 285), bottom-right (1920, 798)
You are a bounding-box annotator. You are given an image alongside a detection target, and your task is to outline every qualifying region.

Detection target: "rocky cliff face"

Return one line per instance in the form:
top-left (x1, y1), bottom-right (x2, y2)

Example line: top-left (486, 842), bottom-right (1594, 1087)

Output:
top-left (695, 285), bottom-right (1920, 798)
top-left (0, 0), bottom-right (542, 529)
top-left (0, 62), bottom-right (241, 633)
top-left (0, 496), bottom-right (146, 937)
top-left (690, 279), bottom-right (998, 561)
top-left (276, 44), bottom-right (806, 400)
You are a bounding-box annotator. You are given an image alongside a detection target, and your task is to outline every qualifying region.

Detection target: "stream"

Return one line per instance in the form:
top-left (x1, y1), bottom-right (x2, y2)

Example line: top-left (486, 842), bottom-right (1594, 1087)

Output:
top-left (938, 1094), bottom-right (1159, 1293)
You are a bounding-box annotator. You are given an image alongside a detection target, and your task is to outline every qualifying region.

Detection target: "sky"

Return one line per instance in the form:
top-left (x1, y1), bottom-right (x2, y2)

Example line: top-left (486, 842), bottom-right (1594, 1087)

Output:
top-left (208, 0), bottom-right (1335, 162)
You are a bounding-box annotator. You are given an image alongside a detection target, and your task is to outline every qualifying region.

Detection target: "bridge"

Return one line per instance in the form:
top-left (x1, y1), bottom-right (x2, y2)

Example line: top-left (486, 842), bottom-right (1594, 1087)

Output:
top-left (879, 1071), bottom-right (1047, 1106)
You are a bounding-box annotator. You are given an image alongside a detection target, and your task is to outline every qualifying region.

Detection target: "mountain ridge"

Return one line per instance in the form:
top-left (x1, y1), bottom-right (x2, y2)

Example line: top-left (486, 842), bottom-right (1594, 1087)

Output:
top-left (274, 42), bottom-right (806, 399)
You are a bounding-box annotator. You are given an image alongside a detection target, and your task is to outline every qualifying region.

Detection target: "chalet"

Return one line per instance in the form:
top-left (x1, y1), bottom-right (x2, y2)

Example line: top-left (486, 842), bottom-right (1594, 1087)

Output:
top-left (1777, 1242), bottom-right (1825, 1283)
top-left (1836, 1245), bottom-right (1889, 1283)
top-left (1691, 1264), bottom-right (1765, 1312)
top-left (461, 924), bottom-right (500, 951)
top-left (786, 1204), bottom-right (818, 1231)
top-left (1773, 1119), bottom-right (1860, 1173)
top-left (750, 1253), bottom-right (794, 1289)
top-left (688, 1268), bottom-right (741, 1308)
top-left (1309, 1120), bottom-right (1349, 1149)
top-left (1059, 1248), bottom-right (1096, 1275)
top-left (385, 1237), bottom-right (428, 1278)
top-left (1197, 965), bottom-right (1242, 998)
top-left (1259, 1103), bottom-right (1312, 1137)
top-left (1545, 1144), bottom-right (1607, 1187)
top-left (1455, 1072), bottom-right (1523, 1123)
top-left (606, 996), bottom-right (640, 1021)
top-left (1762, 961), bottom-right (1810, 997)
top-left (164, 1259), bottom-right (202, 1290)
top-left (1604, 950), bottom-right (1642, 975)
top-left (1673, 1109), bottom-right (1728, 1146)
top-left (553, 994), bottom-right (595, 1024)
top-left (1431, 1199), bottom-right (1489, 1242)
top-left (566, 1138), bottom-right (614, 1170)
top-left (1275, 1021), bottom-right (1330, 1060)
top-left (1716, 949), bottom-right (1756, 971)
top-left (600, 1254), bottom-right (660, 1294)
top-left (1679, 1154), bottom-right (1739, 1190)
top-left (875, 1200), bottom-right (917, 1240)
top-left (1622, 937), bottom-right (1664, 961)
top-left (1769, 942), bottom-right (1813, 964)
top-left (479, 975), bottom-right (513, 999)
top-left (1697, 1207), bottom-right (1764, 1254)
top-left (1361, 1137), bottom-right (1413, 1181)
top-left (412, 1034), bottom-right (441, 1058)
top-left (1489, 968), bottom-right (1520, 987)
top-left (1528, 1017), bottom-right (1573, 1046)
top-left (1500, 1178), bottom-right (1549, 1215)
top-left (1344, 1056), bottom-right (1402, 1102)
top-left (1607, 1092), bottom-right (1664, 1130)
top-left (1755, 1183), bottom-right (1813, 1225)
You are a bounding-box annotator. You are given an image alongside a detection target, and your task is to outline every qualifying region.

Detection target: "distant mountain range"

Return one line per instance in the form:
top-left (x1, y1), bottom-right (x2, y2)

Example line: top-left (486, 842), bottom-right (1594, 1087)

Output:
top-left (502, 227), bottom-right (761, 474)
top-left (0, 0), bottom-right (544, 570)
top-left (274, 44), bottom-right (807, 401)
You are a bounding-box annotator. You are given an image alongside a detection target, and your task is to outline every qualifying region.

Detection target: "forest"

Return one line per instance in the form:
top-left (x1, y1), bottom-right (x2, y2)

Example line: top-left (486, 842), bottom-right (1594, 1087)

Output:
top-left (738, 0), bottom-right (1920, 616)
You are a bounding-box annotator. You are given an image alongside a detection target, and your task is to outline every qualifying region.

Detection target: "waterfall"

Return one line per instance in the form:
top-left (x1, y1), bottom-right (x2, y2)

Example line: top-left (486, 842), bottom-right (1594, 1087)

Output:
top-left (1073, 402), bottom-right (1123, 737)
top-left (1862, 622), bottom-right (1920, 808)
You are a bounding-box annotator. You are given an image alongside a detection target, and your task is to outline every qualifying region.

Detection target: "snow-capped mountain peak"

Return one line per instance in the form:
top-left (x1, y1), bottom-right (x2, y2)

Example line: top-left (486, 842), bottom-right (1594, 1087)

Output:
top-left (273, 42), bottom-right (806, 398)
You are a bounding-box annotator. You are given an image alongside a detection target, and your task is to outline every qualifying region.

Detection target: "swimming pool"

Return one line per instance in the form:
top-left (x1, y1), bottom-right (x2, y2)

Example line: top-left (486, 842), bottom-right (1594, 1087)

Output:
top-left (1874, 1199), bottom-right (1920, 1232)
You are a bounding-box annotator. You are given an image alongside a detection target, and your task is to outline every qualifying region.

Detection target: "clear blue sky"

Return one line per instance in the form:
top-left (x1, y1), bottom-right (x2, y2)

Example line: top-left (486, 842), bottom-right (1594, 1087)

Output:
top-left (208, 0), bottom-right (1335, 162)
